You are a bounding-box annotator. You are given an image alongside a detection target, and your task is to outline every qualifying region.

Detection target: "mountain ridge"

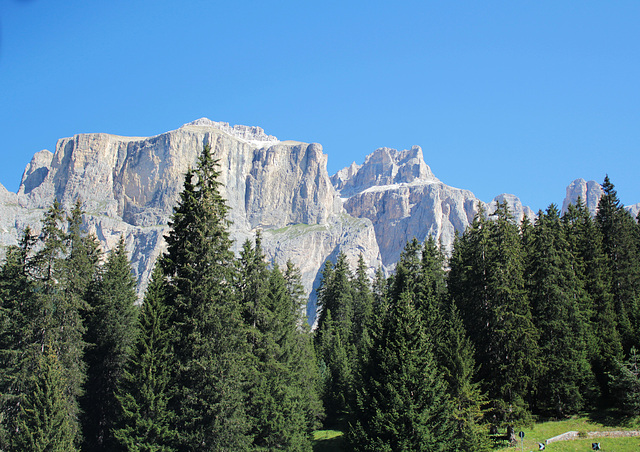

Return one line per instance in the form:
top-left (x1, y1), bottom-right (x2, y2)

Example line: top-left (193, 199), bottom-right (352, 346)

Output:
top-left (1, 119), bottom-right (636, 320)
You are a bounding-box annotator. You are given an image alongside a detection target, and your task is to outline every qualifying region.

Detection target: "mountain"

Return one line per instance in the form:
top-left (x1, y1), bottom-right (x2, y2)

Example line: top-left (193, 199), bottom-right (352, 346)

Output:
top-left (0, 119), bottom-right (635, 320)
top-left (331, 146), bottom-right (535, 266)
top-left (2, 119), bottom-right (381, 321)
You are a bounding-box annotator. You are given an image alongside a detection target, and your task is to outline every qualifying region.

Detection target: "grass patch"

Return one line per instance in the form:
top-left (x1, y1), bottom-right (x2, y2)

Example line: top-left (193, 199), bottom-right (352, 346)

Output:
top-left (312, 429), bottom-right (344, 452)
top-left (496, 414), bottom-right (640, 451)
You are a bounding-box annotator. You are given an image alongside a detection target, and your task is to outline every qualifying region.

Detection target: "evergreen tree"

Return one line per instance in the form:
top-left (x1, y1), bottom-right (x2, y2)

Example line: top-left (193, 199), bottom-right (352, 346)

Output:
top-left (352, 254), bottom-right (374, 351)
top-left (0, 228), bottom-right (38, 448)
top-left (449, 202), bottom-right (539, 424)
top-left (162, 144), bottom-right (251, 450)
top-left (347, 291), bottom-right (456, 451)
top-left (528, 205), bottom-right (594, 416)
top-left (14, 343), bottom-right (78, 452)
top-left (563, 198), bottom-right (621, 399)
top-left (283, 261), bottom-right (325, 433)
top-left (393, 237), bottom-right (489, 449)
top-left (30, 200), bottom-right (95, 445)
top-left (440, 303), bottom-right (491, 452)
top-left (114, 262), bottom-right (176, 452)
top-left (314, 253), bottom-right (356, 421)
top-left (596, 175), bottom-right (640, 352)
top-left (82, 236), bottom-right (139, 451)
top-left (609, 347), bottom-right (640, 415)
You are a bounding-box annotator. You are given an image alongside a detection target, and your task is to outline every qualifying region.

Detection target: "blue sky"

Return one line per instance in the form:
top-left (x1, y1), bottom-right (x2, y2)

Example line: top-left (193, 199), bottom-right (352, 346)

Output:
top-left (1, 0), bottom-right (638, 212)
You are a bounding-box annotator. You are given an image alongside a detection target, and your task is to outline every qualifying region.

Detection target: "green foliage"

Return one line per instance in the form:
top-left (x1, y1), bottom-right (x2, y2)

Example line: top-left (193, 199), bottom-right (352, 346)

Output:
top-left (449, 202), bottom-right (539, 424)
top-left (241, 236), bottom-right (320, 450)
top-left (315, 253), bottom-right (357, 420)
top-left (610, 347), bottom-right (640, 415)
top-left (162, 144), bottom-right (251, 450)
top-left (528, 204), bottom-right (595, 416)
top-left (114, 262), bottom-right (177, 451)
top-left (596, 176), bottom-right (640, 353)
top-left (14, 343), bottom-right (78, 452)
top-left (82, 236), bottom-right (139, 451)
top-left (347, 291), bottom-right (456, 451)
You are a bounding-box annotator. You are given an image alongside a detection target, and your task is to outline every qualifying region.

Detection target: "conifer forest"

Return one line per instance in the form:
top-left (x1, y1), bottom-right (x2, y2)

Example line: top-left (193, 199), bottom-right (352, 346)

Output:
top-left (1, 145), bottom-right (639, 451)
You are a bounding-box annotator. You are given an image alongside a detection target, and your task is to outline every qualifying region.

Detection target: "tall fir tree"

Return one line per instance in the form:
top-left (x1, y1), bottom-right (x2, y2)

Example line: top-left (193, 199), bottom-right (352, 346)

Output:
top-left (449, 202), bottom-right (539, 424)
top-left (242, 240), bottom-right (320, 450)
top-left (596, 175), bottom-right (640, 352)
top-left (114, 262), bottom-right (177, 451)
top-left (0, 228), bottom-right (38, 448)
top-left (314, 253), bottom-right (357, 421)
top-left (347, 291), bottom-right (456, 451)
top-left (562, 198), bottom-right (621, 400)
top-left (161, 144), bottom-right (251, 450)
top-left (609, 347), bottom-right (640, 415)
top-left (527, 205), bottom-right (594, 416)
top-left (82, 236), bottom-right (139, 451)
top-left (14, 343), bottom-right (78, 452)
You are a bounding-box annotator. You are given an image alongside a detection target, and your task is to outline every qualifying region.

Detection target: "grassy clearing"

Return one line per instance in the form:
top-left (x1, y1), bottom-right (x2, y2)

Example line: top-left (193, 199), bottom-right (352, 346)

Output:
top-left (312, 414), bottom-right (640, 451)
top-left (312, 429), bottom-right (344, 452)
top-left (496, 414), bottom-right (640, 451)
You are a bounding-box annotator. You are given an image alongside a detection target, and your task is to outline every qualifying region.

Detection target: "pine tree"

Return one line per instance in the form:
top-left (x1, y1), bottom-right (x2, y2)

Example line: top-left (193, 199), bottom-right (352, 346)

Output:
top-left (247, 257), bottom-right (317, 450)
top-left (82, 236), bottom-right (139, 451)
top-left (0, 228), bottom-right (38, 448)
top-left (114, 262), bottom-right (177, 451)
top-left (596, 175), bottom-right (640, 352)
top-left (609, 347), bottom-right (640, 415)
top-left (283, 261), bottom-right (325, 434)
top-left (13, 343), bottom-right (78, 452)
top-left (528, 204), bottom-right (594, 416)
top-left (162, 144), bottom-right (251, 450)
top-left (347, 291), bottom-right (456, 451)
top-left (314, 253), bottom-right (356, 421)
top-left (449, 202), bottom-right (539, 424)
top-left (33, 200), bottom-right (93, 445)
top-left (352, 254), bottom-right (374, 351)
top-left (563, 198), bottom-right (621, 399)
top-left (440, 303), bottom-right (491, 452)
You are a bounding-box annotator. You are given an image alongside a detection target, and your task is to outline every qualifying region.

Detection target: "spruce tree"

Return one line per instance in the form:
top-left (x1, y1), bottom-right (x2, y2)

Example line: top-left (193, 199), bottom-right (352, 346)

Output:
top-left (114, 262), bottom-right (176, 451)
top-left (596, 175), bottom-right (640, 352)
top-left (162, 144), bottom-right (250, 450)
top-left (609, 347), bottom-right (640, 415)
top-left (528, 205), bottom-right (594, 416)
top-left (0, 228), bottom-right (38, 448)
top-left (449, 202), bottom-right (539, 424)
top-left (82, 236), bottom-right (139, 451)
top-left (347, 291), bottom-right (456, 451)
top-left (14, 343), bottom-right (78, 452)
top-left (440, 303), bottom-right (491, 452)
top-left (563, 198), bottom-right (621, 399)
top-left (314, 253), bottom-right (356, 421)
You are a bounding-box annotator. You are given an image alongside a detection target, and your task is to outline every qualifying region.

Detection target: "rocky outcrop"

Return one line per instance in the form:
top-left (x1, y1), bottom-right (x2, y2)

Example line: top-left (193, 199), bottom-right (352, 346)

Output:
top-left (1, 119), bottom-right (383, 322)
top-left (4, 119), bottom-right (637, 321)
top-left (333, 147), bottom-right (534, 266)
top-left (561, 178), bottom-right (604, 216)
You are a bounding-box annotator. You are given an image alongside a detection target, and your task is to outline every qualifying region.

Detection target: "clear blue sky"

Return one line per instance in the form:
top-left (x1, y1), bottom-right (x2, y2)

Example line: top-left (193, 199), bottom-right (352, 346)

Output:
top-left (1, 0), bottom-right (639, 212)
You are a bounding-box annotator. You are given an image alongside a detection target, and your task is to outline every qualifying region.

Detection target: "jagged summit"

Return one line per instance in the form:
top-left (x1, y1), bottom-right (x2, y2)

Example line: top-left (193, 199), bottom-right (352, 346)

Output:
top-left (182, 118), bottom-right (280, 147)
top-left (331, 145), bottom-right (439, 198)
top-left (2, 119), bottom-right (638, 320)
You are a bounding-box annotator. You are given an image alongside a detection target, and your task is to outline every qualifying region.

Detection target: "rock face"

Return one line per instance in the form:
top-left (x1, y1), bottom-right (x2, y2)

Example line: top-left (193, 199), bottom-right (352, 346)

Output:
top-left (5, 119), bottom-right (635, 321)
top-left (561, 178), bottom-right (604, 216)
top-left (332, 146), bottom-right (534, 266)
top-left (1, 119), bottom-right (382, 322)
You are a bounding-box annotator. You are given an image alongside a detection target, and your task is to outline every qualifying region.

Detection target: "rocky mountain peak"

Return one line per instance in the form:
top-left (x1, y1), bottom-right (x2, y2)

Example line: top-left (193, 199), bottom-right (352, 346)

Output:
top-left (330, 145), bottom-right (438, 198)
top-left (183, 118), bottom-right (279, 147)
top-left (561, 178), bottom-right (603, 216)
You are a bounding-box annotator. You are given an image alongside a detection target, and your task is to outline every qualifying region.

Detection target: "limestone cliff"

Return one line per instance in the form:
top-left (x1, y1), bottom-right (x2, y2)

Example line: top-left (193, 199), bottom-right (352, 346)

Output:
top-left (3, 119), bottom-right (382, 322)
top-left (4, 119), bottom-right (636, 321)
top-left (332, 146), bottom-right (534, 266)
